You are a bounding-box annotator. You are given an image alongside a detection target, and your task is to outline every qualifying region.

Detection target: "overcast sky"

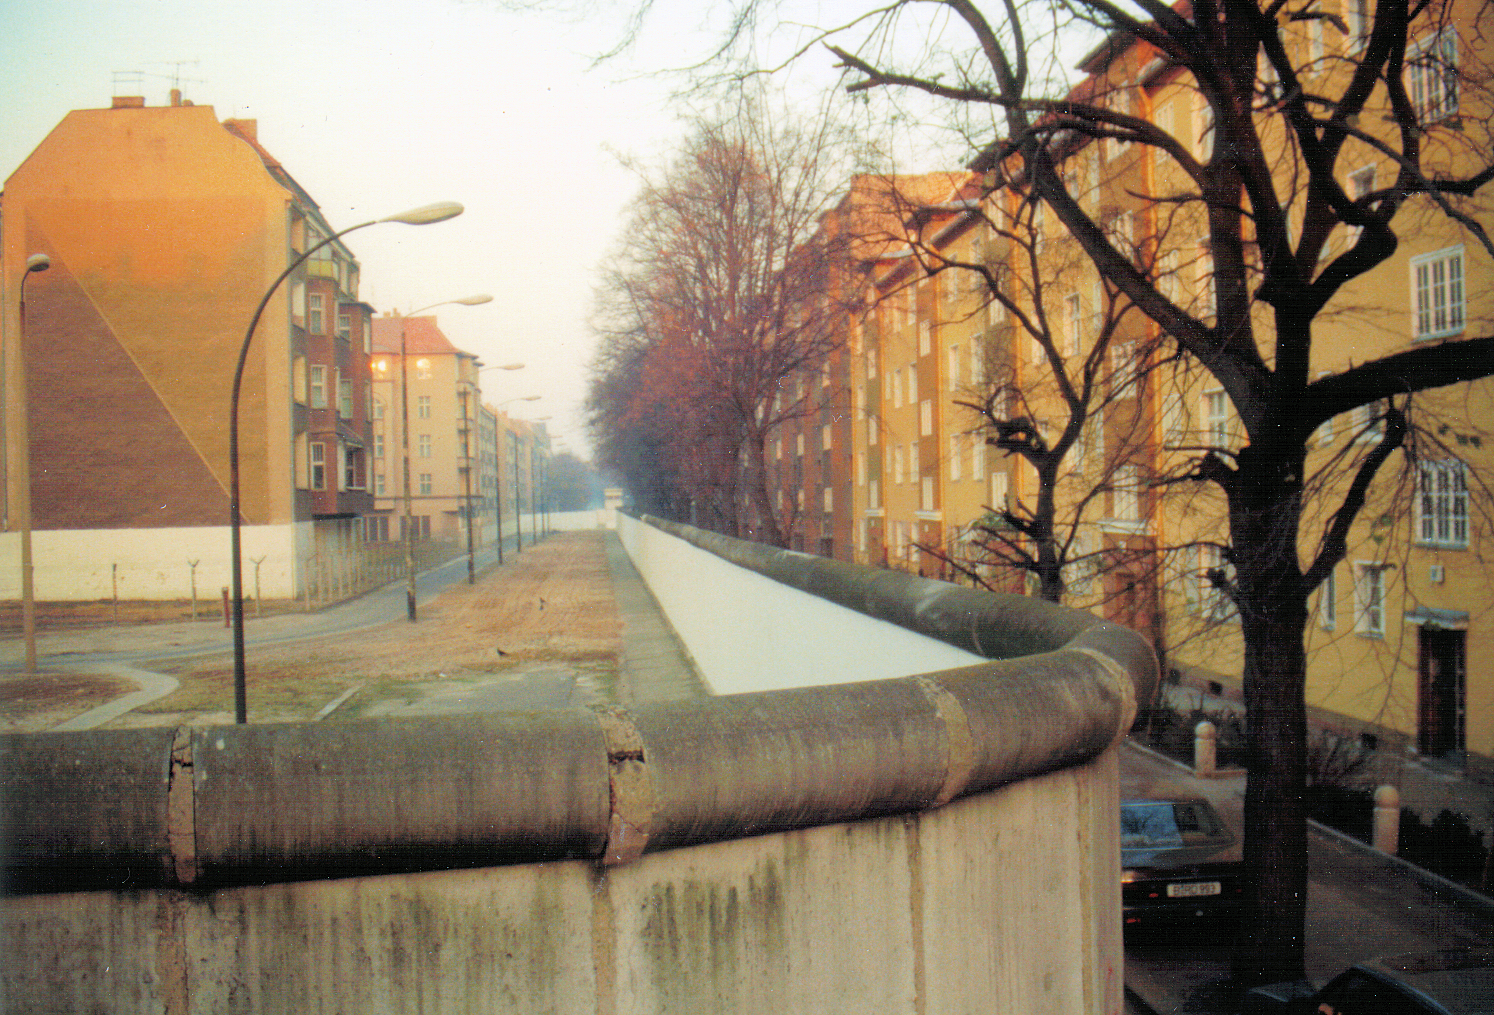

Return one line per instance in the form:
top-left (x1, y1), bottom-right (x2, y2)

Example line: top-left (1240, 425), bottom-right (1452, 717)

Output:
top-left (0, 0), bottom-right (756, 458)
top-left (2, 1), bottom-right (1075, 459)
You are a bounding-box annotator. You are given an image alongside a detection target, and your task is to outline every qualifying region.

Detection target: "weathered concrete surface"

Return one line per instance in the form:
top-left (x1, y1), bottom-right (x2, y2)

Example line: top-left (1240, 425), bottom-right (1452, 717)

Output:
top-left (2, 515), bottom-right (1154, 1014)
top-left (3, 751), bottom-right (1122, 1015)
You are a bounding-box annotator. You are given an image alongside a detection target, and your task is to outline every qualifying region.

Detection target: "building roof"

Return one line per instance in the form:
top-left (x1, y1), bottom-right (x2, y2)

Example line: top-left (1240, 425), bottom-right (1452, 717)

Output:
top-left (371, 315), bottom-right (471, 357)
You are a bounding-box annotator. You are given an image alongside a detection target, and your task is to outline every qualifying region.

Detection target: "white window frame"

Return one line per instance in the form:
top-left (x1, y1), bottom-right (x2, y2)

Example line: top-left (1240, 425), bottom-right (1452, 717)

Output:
top-left (1408, 30), bottom-right (1459, 123)
top-left (418, 434), bottom-right (432, 459)
top-left (1417, 460), bottom-right (1469, 549)
top-left (1203, 389), bottom-right (1230, 447)
top-left (1354, 562), bottom-right (1387, 637)
top-left (971, 434), bottom-right (986, 481)
top-left (310, 442), bottom-right (326, 491)
top-left (1319, 566), bottom-right (1337, 630)
top-left (309, 365), bottom-right (327, 409)
top-left (1411, 246), bottom-right (1465, 340)
top-left (1064, 292), bottom-right (1082, 356)
top-left (949, 434), bottom-right (963, 481)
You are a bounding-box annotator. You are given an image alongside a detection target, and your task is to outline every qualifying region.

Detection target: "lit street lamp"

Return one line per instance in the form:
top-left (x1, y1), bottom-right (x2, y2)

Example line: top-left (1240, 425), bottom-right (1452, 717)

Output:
top-left (397, 294), bottom-right (492, 617)
top-left (230, 201), bottom-right (463, 725)
top-left (13, 253), bottom-right (50, 674)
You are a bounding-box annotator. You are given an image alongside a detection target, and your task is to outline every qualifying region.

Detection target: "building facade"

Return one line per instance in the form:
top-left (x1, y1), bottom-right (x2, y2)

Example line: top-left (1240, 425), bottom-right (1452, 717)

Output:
top-left (752, 5), bottom-right (1492, 778)
top-left (1, 93), bottom-right (373, 600)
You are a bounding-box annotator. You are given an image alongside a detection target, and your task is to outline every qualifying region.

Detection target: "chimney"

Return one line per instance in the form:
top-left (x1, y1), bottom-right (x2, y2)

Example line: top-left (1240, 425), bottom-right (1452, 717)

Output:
top-left (170, 88), bottom-right (181, 106)
top-left (111, 96), bottom-right (145, 109)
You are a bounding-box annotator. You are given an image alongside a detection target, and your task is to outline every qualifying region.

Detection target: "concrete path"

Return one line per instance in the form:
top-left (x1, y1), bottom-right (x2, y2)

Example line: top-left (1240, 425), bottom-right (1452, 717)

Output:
top-left (603, 530), bottom-right (710, 702)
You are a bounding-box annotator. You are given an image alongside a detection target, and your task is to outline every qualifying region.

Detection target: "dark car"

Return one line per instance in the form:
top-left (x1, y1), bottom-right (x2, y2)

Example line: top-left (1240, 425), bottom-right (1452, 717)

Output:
top-left (1240, 949), bottom-right (1494, 1015)
top-left (1121, 796), bottom-right (1245, 937)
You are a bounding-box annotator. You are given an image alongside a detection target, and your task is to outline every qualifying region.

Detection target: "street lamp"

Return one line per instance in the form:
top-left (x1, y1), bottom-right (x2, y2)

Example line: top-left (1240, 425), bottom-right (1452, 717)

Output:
top-left (525, 417), bottom-right (554, 543)
top-left (397, 294), bottom-right (492, 618)
top-left (14, 254), bottom-right (50, 674)
top-left (230, 201), bottom-right (463, 725)
top-left (497, 397), bottom-right (540, 554)
top-left (475, 363), bottom-right (525, 566)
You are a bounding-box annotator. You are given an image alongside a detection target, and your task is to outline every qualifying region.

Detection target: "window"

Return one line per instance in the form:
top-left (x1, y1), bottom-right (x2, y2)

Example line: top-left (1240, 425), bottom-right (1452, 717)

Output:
top-left (1196, 96), bottom-right (1215, 161)
top-left (948, 344), bottom-right (961, 391)
top-left (375, 474), bottom-right (386, 496)
top-left (419, 473), bottom-right (433, 496)
top-left (1113, 464), bottom-right (1142, 521)
top-left (337, 313), bottom-right (351, 341)
top-left (920, 399), bottom-right (933, 437)
top-left (1204, 390), bottom-right (1230, 446)
top-left (909, 364), bottom-right (919, 401)
top-left (1355, 399), bottom-right (1387, 443)
top-left (972, 434), bottom-right (986, 480)
top-left (909, 442), bottom-right (919, 482)
top-left (308, 294), bottom-right (325, 335)
top-left (1064, 293), bottom-right (1082, 356)
top-left (894, 369), bottom-right (904, 408)
top-left (1200, 545), bottom-right (1236, 621)
top-left (338, 380), bottom-right (353, 419)
top-left (1355, 562), bottom-right (1387, 636)
top-left (1411, 246), bottom-right (1464, 340)
top-left (1162, 390), bottom-right (1187, 446)
top-left (823, 488), bottom-right (834, 513)
top-left (374, 433), bottom-right (384, 458)
top-left (418, 395), bottom-right (432, 419)
top-left (1197, 245), bottom-right (1217, 318)
top-left (310, 365), bottom-right (327, 409)
top-left (1344, 165), bottom-right (1376, 249)
top-left (374, 399), bottom-right (385, 421)
top-left (345, 448), bottom-right (364, 490)
top-left (1417, 460), bottom-right (1469, 548)
top-left (894, 445), bottom-right (905, 485)
top-left (1408, 30), bottom-right (1458, 122)
top-left (418, 434), bottom-right (432, 458)
top-left (310, 442), bottom-right (326, 490)
top-left (1319, 566), bottom-right (1337, 630)
top-left (949, 435), bottom-right (963, 481)
top-left (822, 424), bottom-right (833, 451)
top-left (1344, 0), bottom-right (1370, 52)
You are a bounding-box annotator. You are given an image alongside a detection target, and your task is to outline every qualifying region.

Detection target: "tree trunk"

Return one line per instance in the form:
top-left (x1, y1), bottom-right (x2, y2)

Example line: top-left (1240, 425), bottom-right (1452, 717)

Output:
top-left (745, 428), bottom-right (787, 548)
top-left (1230, 443), bottom-right (1311, 988)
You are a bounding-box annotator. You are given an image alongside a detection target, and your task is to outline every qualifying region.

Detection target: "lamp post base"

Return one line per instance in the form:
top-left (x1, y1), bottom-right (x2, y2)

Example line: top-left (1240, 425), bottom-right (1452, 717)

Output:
top-left (406, 589), bottom-right (417, 622)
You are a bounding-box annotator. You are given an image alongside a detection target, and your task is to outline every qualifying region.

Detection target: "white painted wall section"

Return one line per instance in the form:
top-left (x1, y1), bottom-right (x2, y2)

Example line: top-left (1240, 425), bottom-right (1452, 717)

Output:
top-left (618, 513), bottom-right (983, 695)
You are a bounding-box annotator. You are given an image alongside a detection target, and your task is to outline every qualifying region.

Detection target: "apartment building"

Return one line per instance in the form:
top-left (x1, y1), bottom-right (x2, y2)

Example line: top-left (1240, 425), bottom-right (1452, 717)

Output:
top-left (368, 314), bottom-right (482, 544)
top-left (758, 4), bottom-right (1491, 776)
top-left (0, 93), bottom-right (373, 599)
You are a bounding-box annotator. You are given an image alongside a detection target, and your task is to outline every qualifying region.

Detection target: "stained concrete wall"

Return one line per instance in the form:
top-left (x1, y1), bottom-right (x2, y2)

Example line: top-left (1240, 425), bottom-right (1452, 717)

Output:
top-left (1, 516), bottom-right (1155, 1014)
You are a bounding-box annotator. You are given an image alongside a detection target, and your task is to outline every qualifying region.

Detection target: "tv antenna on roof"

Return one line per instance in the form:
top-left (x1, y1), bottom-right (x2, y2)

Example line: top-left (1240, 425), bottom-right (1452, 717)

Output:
top-left (111, 62), bottom-right (205, 100)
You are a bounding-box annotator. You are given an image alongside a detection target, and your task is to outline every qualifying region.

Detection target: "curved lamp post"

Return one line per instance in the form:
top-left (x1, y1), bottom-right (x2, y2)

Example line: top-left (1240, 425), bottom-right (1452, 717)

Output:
top-left (497, 396), bottom-right (540, 554)
top-left (473, 363), bottom-right (524, 566)
top-left (396, 294), bottom-right (492, 612)
top-left (15, 254), bottom-right (50, 674)
top-left (230, 201), bottom-right (463, 724)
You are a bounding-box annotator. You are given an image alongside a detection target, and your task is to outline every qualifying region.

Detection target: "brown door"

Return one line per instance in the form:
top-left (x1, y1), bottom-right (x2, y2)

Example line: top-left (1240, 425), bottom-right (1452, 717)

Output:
top-left (1418, 627), bottom-right (1466, 758)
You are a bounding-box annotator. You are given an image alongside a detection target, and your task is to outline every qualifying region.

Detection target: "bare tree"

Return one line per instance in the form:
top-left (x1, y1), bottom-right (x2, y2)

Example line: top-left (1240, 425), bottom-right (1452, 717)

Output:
top-left (591, 97), bottom-right (866, 545)
top-left (594, 0), bottom-right (1494, 986)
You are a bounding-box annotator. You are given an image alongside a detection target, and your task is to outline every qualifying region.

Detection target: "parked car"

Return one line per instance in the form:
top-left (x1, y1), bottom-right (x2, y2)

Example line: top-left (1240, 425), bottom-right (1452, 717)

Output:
top-left (1239, 949), bottom-right (1494, 1014)
top-left (1120, 795), bottom-right (1245, 938)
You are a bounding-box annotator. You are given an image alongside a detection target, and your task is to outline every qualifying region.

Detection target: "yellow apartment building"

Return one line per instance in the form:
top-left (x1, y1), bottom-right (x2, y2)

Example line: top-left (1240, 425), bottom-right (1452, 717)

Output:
top-left (761, 1), bottom-right (1491, 781)
top-left (369, 315), bottom-right (482, 544)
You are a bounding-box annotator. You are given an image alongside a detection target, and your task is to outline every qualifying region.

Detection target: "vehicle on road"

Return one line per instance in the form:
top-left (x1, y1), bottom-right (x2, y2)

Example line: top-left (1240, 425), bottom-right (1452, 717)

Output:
top-left (1121, 795), bottom-right (1245, 938)
top-left (1239, 949), bottom-right (1494, 1014)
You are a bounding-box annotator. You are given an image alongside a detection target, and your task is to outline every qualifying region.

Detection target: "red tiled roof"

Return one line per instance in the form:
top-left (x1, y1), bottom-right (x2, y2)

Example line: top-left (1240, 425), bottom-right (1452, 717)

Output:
top-left (371, 315), bottom-right (467, 356)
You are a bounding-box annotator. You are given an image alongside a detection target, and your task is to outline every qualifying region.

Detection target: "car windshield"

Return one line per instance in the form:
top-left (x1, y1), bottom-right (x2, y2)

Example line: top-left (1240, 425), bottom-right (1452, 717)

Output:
top-left (1121, 800), bottom-right (1224, 849)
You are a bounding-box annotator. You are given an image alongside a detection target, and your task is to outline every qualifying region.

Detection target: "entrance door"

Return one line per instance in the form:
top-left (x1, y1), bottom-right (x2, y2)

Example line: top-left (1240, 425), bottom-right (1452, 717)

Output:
top-left (1418, 627), bottom-right (1466, 758)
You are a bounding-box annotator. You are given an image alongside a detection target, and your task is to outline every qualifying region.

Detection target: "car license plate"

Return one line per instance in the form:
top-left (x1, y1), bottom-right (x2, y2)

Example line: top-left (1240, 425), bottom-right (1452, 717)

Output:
top-left (1166, 881), bottom-right (1221, 898)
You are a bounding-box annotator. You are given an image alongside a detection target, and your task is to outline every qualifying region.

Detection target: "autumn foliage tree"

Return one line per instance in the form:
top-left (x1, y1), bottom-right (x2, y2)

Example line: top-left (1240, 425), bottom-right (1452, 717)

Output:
top-left (589, 101), bottom-right (864, 543)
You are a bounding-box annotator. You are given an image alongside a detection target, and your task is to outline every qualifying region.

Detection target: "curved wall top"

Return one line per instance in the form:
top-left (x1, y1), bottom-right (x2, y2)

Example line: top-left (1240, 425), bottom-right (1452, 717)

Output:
top-left (2, 518), bottom-right (1156, 894)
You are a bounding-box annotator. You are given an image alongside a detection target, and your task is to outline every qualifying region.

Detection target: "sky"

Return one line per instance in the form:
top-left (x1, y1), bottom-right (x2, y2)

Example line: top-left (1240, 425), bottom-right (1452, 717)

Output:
top-left (0, 0), bottom-right (751, 459)
top-left (1, 0), bottom-right (1080, 460)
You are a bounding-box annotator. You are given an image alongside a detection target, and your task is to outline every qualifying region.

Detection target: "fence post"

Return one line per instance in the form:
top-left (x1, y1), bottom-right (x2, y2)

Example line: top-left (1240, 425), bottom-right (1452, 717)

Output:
top-left (1194, 720), bottom-right (1217, 777)
top-left (1373, 784), bottom-right (1400, 855)
top-left (188, 560), bottom-right (200, 621)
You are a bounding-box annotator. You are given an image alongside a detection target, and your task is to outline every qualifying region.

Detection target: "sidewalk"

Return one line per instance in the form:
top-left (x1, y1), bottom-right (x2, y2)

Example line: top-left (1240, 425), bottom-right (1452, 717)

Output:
top-left (0, 530), bottom-right (709, 730)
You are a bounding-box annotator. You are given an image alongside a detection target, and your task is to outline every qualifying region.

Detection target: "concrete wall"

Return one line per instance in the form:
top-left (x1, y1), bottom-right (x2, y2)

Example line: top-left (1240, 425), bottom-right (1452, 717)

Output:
top-left (1, 516), bottom-right (1155, 1014)
top-left (619, 512), bottom-right (984, 693)
top-left (0, 522), bottom-right (305, 600)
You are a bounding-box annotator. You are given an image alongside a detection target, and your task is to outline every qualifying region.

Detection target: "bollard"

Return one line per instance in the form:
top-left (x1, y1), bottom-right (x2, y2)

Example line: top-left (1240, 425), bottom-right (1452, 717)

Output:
top-left (1373, 784), bottom-right (1400, 855)
top-left (221, 587), bottom-right (231, 628)
top-left (1194, 720), bottom-right (1217, 777)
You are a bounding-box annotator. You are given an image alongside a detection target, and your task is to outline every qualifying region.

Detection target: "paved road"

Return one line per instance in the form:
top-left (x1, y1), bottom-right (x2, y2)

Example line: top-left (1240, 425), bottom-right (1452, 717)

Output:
top-left (1120, 742), bottom-right (1494, 1014)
